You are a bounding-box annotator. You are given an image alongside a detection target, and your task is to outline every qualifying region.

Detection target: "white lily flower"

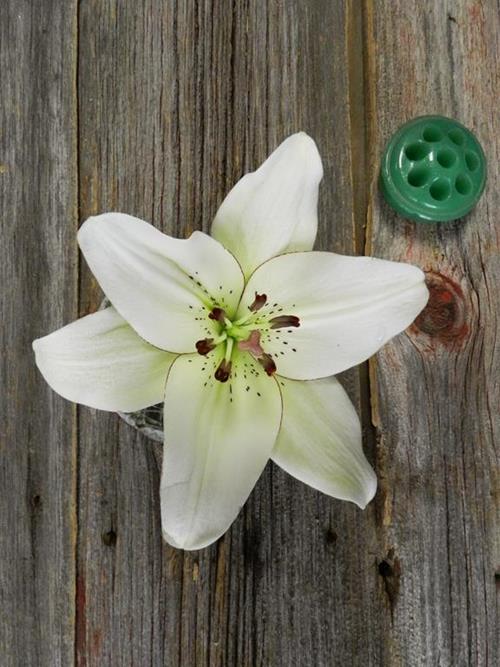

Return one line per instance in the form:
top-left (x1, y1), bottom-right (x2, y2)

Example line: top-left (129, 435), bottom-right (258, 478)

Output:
top-left (33, 133), bottom-right (429, 550)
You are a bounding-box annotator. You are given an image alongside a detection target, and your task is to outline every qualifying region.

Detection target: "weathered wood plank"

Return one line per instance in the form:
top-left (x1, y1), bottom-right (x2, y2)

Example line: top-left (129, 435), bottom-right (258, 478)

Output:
top-left (365, 0), bottom-right (499, 664)
top-left (0, 2), bottom-right (78, 666)
top-left (76, 1), bottom-right (388, 665)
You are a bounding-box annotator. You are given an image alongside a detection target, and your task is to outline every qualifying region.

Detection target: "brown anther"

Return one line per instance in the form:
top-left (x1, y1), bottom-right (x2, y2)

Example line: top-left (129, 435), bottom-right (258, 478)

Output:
top-left (196, 338), bottom-right (215, 356)
top-left (269, 315), bottom-right (300, 329)
top-left (214, 359), bottom-right (232, 383)
top-left (238, 330), bottom-right (264, 357)
top-left (209, 307), bottom-right (226, 323)
top-left (249, 292), bottom-right (267, 312)
top-left (258, 353), bottom-right (277, 376)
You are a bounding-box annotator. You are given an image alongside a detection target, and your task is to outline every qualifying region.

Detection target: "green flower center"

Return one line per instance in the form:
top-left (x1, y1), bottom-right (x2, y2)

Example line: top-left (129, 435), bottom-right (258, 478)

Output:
top-left (195, 293), bottom-right (300, 383)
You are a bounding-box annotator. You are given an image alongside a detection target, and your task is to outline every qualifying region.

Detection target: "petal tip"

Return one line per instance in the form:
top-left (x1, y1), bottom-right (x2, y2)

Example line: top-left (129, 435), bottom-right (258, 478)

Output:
top-left (161, 528), bottom-right (218, 552)
top-left (354, 470), bottom-right (378, 509)
top-left (287, 132), bottom-right (323, 175)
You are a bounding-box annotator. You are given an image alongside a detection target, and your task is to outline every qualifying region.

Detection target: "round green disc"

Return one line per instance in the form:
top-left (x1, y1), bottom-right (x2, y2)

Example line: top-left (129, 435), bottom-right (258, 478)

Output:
top-left (379, 115), bottom-right (486, 222)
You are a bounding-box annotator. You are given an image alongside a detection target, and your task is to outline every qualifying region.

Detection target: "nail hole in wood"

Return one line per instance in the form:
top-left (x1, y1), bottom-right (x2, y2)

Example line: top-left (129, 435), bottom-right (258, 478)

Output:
top-left (102, 530), bottom-right (117, 547)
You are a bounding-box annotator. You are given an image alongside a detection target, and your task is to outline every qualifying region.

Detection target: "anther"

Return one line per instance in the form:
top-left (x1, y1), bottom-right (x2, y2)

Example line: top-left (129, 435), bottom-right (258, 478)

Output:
top-left (196, 338), bottom-right (215, 355)
top-left (209, 307), bottom-right (226, 323)
top-left (249, 293), bottom-right (267, 312)
top-left (269, 315), bottom-right (300, 329)
top-left (258, 353), bottom-right (277, 376)
top-left (215, 359), bottom-right (232, 383)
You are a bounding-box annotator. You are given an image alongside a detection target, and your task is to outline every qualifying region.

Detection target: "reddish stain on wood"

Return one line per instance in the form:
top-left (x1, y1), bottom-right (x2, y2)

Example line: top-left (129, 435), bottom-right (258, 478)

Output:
top-left (412, 271), bottom-right (468, 345)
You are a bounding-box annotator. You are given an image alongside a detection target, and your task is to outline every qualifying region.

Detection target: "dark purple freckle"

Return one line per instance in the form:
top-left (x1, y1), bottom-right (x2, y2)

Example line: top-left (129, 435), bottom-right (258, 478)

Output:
top-left (257, 392), bottom-right (261, 397)
top-left (196, 281), bottom-right (202, 286)
top-left (292, 348), bottom-right (297, 352)
top-left (229, 384), bottom-right (232, 394)
top-left (283, 341), bottom-right (288, 345)
top-left (189, 305), bottom-right (193, 309)
top-left (280, 352), bottom-right (284, 355)
top-left (188, 275), bottom-right (194, 280)
top-left (280, 381), bottom-right (285, 386)
top-left (246, 386), bottom-right (250, 391)
top-left (230, 397), bottom-right (233, 402)
top-left (188, 359), bottom-right (192, 363)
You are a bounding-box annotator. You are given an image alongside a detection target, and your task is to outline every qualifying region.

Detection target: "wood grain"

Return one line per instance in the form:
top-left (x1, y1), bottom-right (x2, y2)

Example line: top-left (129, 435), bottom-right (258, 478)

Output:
top-left (76, 1), bottom-right (388, 665)
top-left (0, 2), bottom-right (78, 666)
top-left (365, 1), bottom-right (499, 664)
top-left (1, 0), bottom-right (498, 665)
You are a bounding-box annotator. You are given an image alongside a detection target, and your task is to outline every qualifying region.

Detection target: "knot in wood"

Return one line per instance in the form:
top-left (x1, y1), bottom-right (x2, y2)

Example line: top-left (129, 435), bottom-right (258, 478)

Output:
top-left (413, 271), bottom-right (467, 345)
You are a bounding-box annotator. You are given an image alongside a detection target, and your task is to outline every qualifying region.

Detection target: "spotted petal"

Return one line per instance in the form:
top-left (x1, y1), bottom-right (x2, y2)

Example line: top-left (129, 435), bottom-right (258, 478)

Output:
top-left (211, 133), bottom-right (323, 279)
top-left (273, 376), bottom-right (376, 508)
top-left (78, 213), bottom-right (245, 352)
top-left (239, 251), bottom-right (428, 379)
top-left (33, 307), bottom-right (176, 411)
top-left (161, 349), bottom-right (282, 550)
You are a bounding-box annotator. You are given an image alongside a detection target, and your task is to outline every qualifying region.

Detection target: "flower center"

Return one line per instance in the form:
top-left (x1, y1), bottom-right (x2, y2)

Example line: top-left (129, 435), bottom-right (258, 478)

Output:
top-left (195, 293), bottom-right (300, 382)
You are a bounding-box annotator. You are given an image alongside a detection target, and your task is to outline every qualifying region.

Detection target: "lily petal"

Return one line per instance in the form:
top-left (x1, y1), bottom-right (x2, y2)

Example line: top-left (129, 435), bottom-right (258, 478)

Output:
top-left (161, 349), bottom-right (282, 550)
top-left (273, 376), bottom-right (376, 508)
top-left (211, 133), bottom-right (323, 279)
top-left (78, 213), bottom-right (244, 352)
top-left (33, 307), bottom-right (176, 411)
top-left (239, 252), bottom-right (428, 379)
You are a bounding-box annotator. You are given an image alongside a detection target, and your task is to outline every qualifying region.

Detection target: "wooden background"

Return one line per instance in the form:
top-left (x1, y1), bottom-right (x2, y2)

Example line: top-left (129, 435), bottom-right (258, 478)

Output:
top-left (1, 1), bottom-right (498, 665)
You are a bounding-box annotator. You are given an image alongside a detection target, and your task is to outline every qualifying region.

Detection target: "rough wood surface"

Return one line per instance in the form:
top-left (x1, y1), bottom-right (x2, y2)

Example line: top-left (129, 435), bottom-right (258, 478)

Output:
top-left (0, 2), bottom-right (78, 666)
top-left (1, 1), bottom-right (498, 665)
top-left (365, 2), bottom-right (499, 664)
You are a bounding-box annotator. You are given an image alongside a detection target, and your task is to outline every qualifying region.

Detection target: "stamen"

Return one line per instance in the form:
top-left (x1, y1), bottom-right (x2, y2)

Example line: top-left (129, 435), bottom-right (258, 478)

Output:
top-left (237, 330), bottom-right (264, 357)
top-left (249, 292), bottom-right (267, 312)
top-left (215, 359), bottom-right (232, 383)
top-left (269, 315), bottom-right (300, 329)
top-left (258, 353), bottom-right (277, 376)
top-left (209, 307), bottom-right (226, 324)
top-left (196, 338), bottom-right (216, 355)
top-left (224, 337), bottom-right (234, 362)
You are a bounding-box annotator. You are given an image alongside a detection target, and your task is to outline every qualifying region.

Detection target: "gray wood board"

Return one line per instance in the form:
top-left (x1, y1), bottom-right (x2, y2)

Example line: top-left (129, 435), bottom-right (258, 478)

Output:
top-left (0, 2), bottom-right (78, 666)
top-left (1, 0), bottom-right (498, 665)
top-left (365, 1), bottom-right (499, 665)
